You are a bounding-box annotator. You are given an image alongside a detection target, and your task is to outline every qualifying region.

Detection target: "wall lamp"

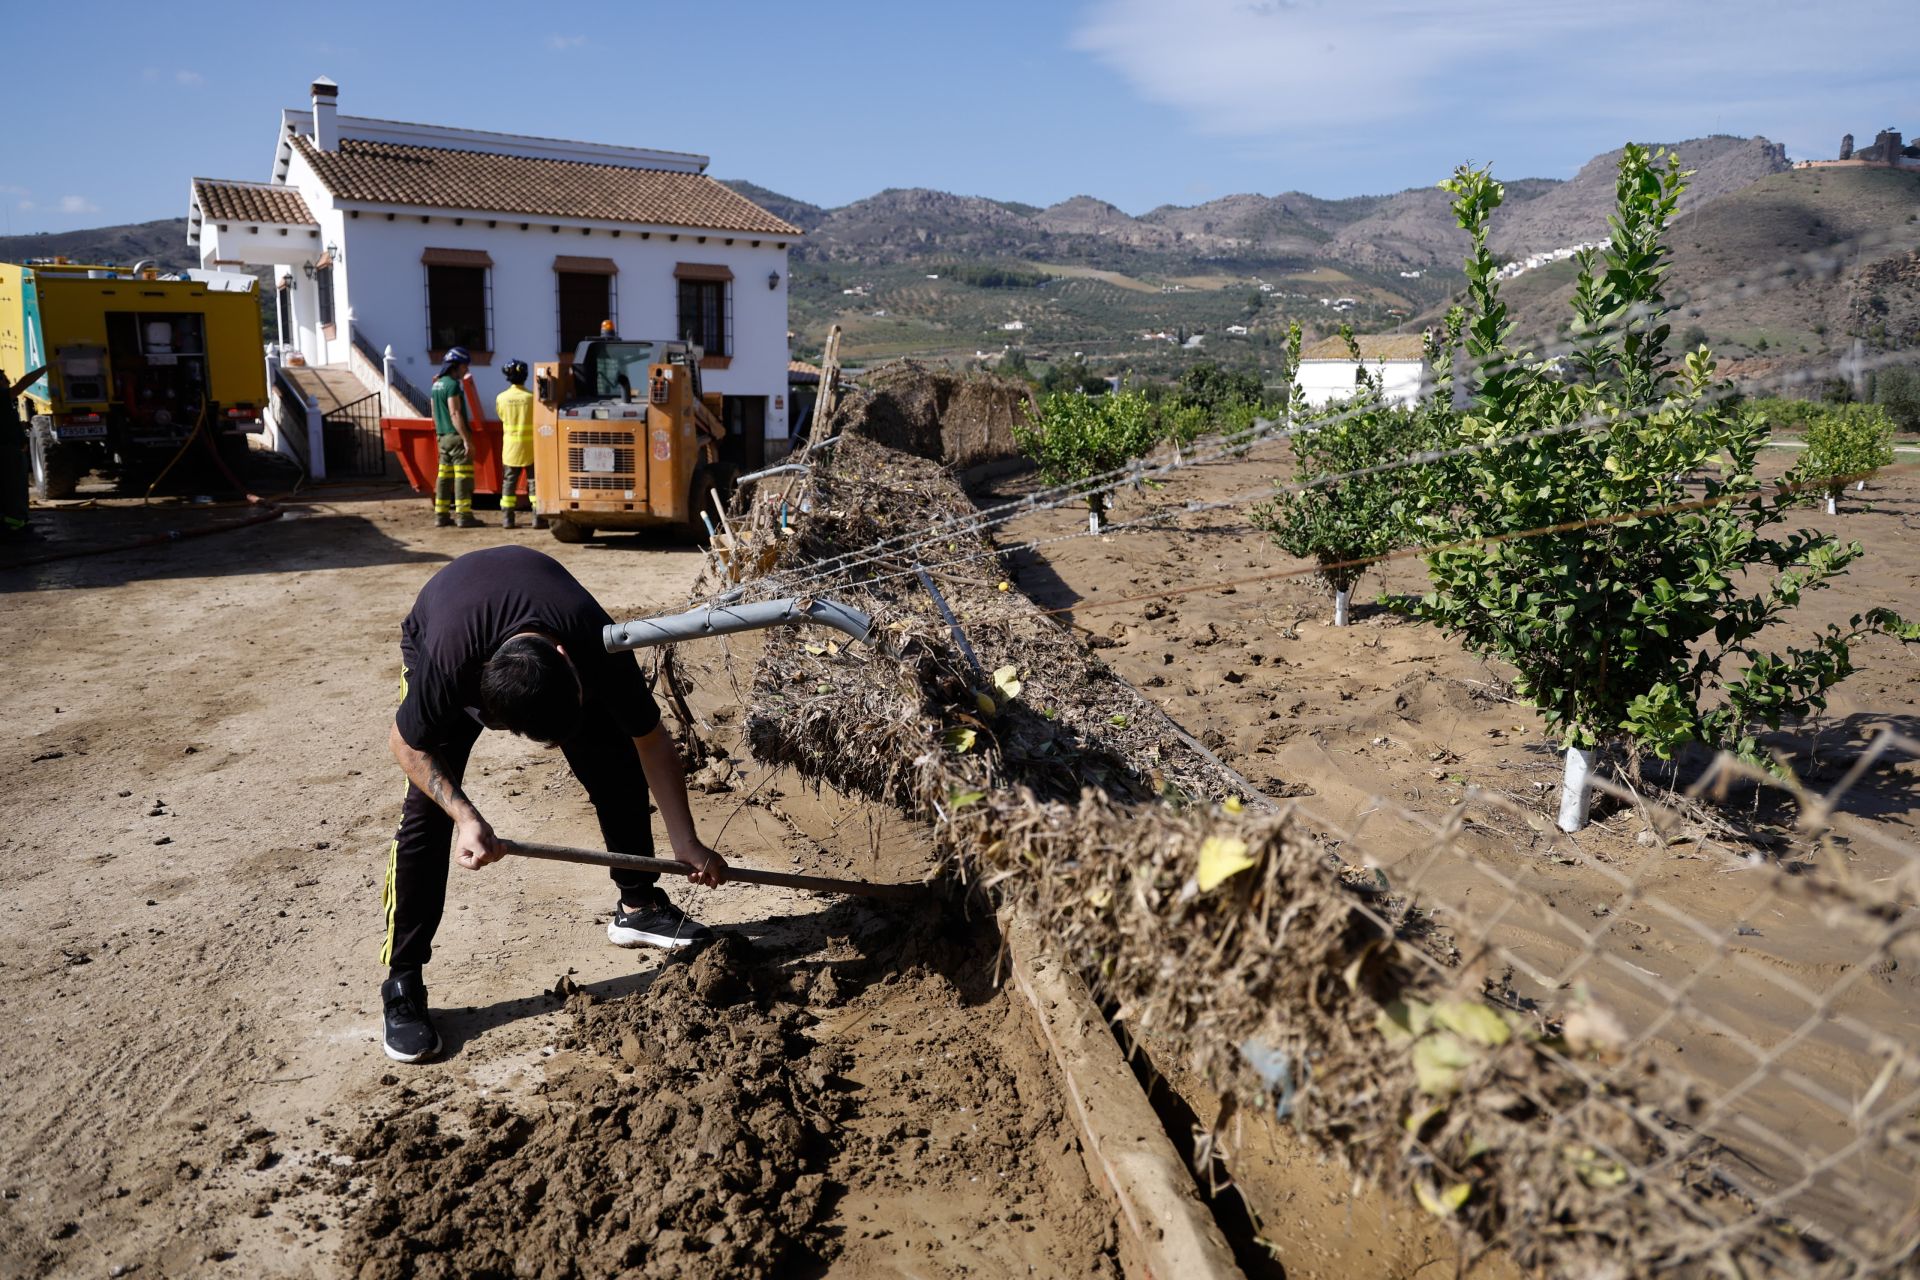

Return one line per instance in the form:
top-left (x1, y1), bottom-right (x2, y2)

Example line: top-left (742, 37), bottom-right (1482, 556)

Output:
top-left (768, 271), bottom-right (781, 291)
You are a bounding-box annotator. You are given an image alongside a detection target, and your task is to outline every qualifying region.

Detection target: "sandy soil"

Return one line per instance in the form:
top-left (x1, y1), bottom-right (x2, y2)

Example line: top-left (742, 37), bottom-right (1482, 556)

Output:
top-left (0, 482), bottom-right (1119, 1278)
top-left (988, 443), bottom-right (1920, 1270)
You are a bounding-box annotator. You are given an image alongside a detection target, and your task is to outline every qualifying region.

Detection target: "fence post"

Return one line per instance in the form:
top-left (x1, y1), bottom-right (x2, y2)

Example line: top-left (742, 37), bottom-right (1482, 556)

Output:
top-left (306, 392), bottom-right (327, 481)
top-left (382, 344), bottom-right (394, 417)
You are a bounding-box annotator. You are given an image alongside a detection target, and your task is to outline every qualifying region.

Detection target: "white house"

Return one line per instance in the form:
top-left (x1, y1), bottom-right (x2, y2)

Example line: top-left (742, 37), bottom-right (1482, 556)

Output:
top-left (1293, 334), bottom-right (1430, 408)
top-left (188, 77), bottom-right (802, 467)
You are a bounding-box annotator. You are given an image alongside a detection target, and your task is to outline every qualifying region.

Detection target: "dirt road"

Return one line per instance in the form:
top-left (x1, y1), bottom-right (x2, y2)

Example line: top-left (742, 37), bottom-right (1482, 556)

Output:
top-left (1, 487), bottom-right (1118, 1278)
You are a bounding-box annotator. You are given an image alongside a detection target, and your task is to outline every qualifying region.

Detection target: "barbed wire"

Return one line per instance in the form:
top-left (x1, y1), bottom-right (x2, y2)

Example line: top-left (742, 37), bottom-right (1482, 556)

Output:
top-left (762, 340), bottom-right (1920, 608)
top-left (736, 222), bottom-right (1918, 602)
top-left (733, 225), bottom-right (1920, 606)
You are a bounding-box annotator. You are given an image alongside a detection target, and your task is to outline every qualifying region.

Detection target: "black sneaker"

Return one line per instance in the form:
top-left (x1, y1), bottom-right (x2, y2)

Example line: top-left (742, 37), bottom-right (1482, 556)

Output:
top-left (380, 971), bottom-right (441, 1063)
top-left (608, 891), bottom-right (714, 950)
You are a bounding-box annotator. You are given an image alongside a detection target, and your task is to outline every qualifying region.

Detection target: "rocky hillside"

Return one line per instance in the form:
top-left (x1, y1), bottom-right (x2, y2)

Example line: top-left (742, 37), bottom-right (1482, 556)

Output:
top-left (1462, 165), bottom-right (1920, 383)
top-left (0, 218), bottom-right (195, 273)
top-left (715, 134), bottom-right (1787, 276)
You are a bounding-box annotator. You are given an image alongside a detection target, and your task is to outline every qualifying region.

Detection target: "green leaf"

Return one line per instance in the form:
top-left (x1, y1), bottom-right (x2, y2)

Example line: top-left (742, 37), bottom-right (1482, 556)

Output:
top-left (949, 790), bottom-right (986, 809)
top-left (943, 727), bottom-right (977, 754)
top-left (1432, 1000), bottom-right (1512, 1047)
top-left (1412, 1032), bottom-right (1477, 1097)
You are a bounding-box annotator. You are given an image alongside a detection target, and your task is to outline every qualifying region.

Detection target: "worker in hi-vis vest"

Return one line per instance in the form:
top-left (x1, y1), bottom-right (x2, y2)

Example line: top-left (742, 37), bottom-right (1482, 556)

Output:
top-left (496, 360), bottom-right (543, 530)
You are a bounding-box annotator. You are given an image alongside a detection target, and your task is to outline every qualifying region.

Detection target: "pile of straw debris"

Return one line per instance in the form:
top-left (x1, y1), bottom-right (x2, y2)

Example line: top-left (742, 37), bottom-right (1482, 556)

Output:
top-left (722, 430), bottom-right (1821, 1275)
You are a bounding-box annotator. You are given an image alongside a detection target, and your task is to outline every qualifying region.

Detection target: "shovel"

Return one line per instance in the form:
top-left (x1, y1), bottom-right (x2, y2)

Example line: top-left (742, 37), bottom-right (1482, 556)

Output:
top-left (500, 838), bottom-right (923, 902)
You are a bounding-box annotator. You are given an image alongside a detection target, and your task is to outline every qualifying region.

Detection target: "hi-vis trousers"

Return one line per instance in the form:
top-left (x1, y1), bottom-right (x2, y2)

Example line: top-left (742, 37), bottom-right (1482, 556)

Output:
top-left (433, 434), bottom-right (474, 516)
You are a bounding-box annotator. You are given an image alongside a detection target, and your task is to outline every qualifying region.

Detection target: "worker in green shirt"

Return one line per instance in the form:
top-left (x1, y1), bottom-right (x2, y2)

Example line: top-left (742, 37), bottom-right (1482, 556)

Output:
top-left (430, 348), bottom-right (482, 528)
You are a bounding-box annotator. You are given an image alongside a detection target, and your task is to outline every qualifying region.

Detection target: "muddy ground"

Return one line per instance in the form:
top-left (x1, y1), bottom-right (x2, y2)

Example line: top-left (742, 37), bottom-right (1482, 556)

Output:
top-left (990, 441), bottom-right (1920, 1272)
top-left (0, 474), bottom-right (1118, 1278)
top-left (7, 436), bottom-right (1915, 1278)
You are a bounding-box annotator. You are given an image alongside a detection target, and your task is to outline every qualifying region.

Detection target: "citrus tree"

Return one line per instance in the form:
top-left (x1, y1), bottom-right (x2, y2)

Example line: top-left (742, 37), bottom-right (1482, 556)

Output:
top-left (1405, 146), bottom-right (1915, 831)
top-left (1792, 403), bottom-right (1897, 513)
top-left (1012, 388), bottom-right (1161, 533)
top-left (1253, 326), bottom-right (1436, 624)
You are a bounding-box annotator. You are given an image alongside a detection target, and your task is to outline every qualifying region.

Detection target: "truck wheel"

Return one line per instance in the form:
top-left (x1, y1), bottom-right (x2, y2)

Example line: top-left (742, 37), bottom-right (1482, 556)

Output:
top-left (548, 518), bottom-right (591, 544)
top-left (28, 417), bottom-right (82, 501)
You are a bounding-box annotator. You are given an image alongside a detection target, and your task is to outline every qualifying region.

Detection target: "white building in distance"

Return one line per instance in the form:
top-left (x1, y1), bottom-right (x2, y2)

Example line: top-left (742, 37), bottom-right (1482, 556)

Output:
top-left (1293, 334), bottom-right (1429, 408)
top-left (188, 77), bottom-right (802, 466)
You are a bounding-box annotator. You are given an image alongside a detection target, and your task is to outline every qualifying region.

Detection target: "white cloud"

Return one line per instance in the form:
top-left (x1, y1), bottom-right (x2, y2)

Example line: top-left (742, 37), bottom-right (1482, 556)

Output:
top-left (58, 196), bottom-right (100, 214)
top-left (175, 69), bottom-right (204, 86)
top-left (546, 34), bottom-right (587, 50)
top-left (18, 200), bottom-right (35, 212)
top-left (1072, 0), bottom-right (1912, 148)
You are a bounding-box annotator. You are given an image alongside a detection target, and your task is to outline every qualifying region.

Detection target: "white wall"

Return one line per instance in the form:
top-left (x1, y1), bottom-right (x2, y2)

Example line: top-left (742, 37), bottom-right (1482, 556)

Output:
top-left (325, 208), bottom-right (791, 439)
top-left (1295, 359), bottom-right (1428, 409)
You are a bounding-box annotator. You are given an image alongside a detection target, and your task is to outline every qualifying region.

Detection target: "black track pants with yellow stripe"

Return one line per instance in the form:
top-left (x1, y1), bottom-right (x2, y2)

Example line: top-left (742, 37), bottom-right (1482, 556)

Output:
top-left (382, 667), bottom-right (659, 971)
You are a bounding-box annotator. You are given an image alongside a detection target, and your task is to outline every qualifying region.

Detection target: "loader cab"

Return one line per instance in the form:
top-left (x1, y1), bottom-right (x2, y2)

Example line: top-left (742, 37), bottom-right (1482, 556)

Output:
top-left (567, 337), bottom-right (699, 406)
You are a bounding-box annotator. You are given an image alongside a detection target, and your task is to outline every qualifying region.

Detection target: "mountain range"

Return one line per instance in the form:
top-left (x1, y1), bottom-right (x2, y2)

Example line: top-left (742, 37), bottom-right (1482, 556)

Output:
top-left (12, 133), bottom-right (1910, 385)
top-left (721, 135), bottom-right (1791, 272)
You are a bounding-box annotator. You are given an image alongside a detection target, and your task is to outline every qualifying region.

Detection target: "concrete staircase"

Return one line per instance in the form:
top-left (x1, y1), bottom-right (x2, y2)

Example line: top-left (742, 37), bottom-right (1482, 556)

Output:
top-left (280, 363), bottom-right (376, 414)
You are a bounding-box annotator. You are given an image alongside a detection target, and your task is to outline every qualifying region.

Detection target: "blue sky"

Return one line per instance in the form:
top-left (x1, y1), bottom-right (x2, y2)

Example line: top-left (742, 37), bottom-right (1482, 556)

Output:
top-left (1, 0), bottom-right (1912, 235)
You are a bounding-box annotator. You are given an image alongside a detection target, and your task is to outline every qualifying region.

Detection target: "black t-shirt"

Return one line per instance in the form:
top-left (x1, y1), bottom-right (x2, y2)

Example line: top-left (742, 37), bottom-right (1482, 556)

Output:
top-left (395, 546), bottom-right (660, 750)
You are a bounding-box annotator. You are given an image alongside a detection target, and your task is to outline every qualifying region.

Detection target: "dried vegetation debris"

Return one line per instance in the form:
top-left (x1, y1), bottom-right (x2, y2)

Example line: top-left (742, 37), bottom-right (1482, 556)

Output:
top-left (337, 938), bottom-right (842, 1280)
top-left (735, 429), bottom-right (1834, 1274)
top-left (820, 359), bottom-right (1032, 473)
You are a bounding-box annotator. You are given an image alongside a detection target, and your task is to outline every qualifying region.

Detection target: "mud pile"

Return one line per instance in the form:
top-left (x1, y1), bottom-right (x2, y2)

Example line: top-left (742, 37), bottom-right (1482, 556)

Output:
top-left (824, 360), bottom-right (1032, 474)
top-left (337, 938), bottom-right (844, 1280)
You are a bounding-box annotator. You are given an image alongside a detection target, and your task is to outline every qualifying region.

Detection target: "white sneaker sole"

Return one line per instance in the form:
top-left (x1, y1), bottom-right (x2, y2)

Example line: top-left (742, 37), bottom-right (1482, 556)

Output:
top-left (382, 1031), bottom-right (442, 1063)
top-left (607, 920), bottom-right (703, 950)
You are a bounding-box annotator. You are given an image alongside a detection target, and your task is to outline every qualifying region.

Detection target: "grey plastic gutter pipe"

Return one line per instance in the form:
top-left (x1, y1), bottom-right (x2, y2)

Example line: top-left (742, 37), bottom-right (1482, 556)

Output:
top-left (603, 597), bottom-right (874, 652)
top-left (734, 462), bottom-right (808, 484)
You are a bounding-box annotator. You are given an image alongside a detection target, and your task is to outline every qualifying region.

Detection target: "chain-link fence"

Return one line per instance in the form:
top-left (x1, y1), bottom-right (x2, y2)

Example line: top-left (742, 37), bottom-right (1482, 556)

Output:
top-left (1312, 731), bottom-right (1920, 1273)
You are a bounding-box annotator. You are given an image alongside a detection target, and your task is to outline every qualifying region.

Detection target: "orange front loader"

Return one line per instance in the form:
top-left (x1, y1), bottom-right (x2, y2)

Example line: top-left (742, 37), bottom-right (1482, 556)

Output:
top-left (529, 335), bottom-right (729, 543)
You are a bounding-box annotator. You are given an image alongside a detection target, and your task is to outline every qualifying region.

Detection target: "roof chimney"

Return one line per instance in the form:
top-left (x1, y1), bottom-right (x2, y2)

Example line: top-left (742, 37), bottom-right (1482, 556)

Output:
top-left (311, 76), bottom-right (339, 151)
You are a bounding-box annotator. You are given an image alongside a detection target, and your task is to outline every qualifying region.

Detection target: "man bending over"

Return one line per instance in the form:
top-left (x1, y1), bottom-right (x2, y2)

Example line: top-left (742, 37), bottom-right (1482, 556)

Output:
top-left (380, 545), bottom-right (727, 1062)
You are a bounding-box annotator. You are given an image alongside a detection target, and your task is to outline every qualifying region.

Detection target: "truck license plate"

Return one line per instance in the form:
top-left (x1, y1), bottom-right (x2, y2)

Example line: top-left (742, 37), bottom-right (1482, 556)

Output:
top-left (582, 446), bottom-right (616, 474)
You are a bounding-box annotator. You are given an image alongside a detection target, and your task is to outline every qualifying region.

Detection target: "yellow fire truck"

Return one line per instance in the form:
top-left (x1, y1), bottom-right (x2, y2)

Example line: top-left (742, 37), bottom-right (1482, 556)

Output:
top-left (529, 334), bottom-right (730, 543)
top-left (0, 260), bottom-right (267, 498)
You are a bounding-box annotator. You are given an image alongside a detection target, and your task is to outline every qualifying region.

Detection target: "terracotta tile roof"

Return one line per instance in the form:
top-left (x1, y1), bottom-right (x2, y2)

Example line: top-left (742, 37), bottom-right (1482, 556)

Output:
top-left (1299, 334), bottom-right (1428, 362)
top-left (788, 360), bottom-right (822, 382)
top-left (291, 136), bottom-right (801, 237)
top-left (191, 178), bottom-right (316, 225)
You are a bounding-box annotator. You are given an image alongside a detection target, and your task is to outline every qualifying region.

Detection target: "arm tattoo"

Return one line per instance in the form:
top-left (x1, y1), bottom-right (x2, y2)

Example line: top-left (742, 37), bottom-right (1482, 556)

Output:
top-left (424, 754), bottom-right (467, 815)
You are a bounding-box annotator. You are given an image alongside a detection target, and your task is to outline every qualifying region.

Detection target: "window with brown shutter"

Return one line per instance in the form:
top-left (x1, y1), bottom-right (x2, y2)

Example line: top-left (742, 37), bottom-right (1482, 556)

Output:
top-left (555, 257), bottom-right (617, 354)
top-left (421, 249), bottom-right (493, 357)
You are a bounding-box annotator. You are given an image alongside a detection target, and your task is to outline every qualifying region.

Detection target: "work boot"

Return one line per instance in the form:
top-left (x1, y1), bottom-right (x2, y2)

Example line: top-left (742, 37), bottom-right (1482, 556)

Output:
top-left (380, 970), bottom-right (441, 1063)
top-left (455, 513), bottom-right (485, 529)
top-left (502, 509), bottom-right (517, 530)
top-left (434, 513), bottom-right (454, 528)
top-left (608, 890), bottom-right (715, 951)
top-left (532, 514), bottom-right (548, 530)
